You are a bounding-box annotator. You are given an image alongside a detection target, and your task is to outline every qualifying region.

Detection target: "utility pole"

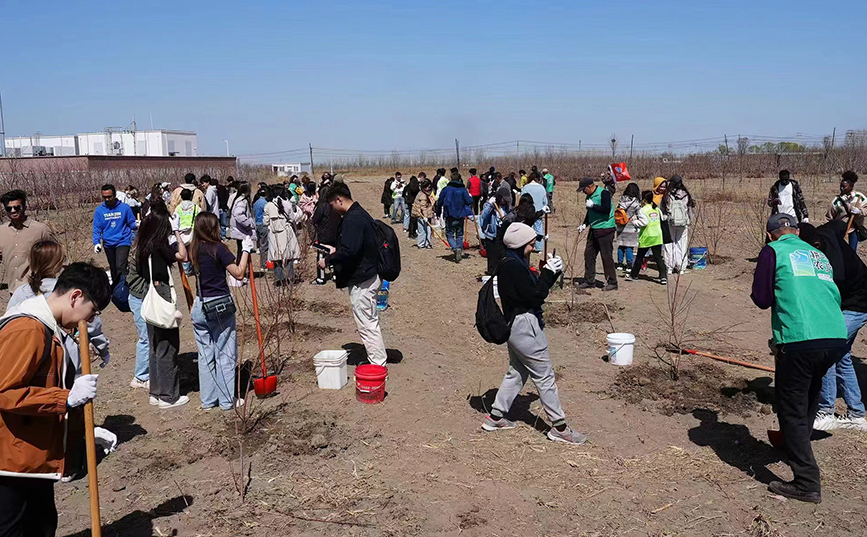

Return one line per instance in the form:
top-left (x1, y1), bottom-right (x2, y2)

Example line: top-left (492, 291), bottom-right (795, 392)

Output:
top-left (629, 134), bottom-right (634, 160)
top-left (516, 140), bottom-right (519, 155)
top-left (309, 143), bottom-right (315, 177)
top-left (578, 140), bottom-right (581, 152)
top-left (722, 134), bottom-right (729, 190)
top-left (0, 84), bottom-right (6, 158)
top-left (455, 138), bottom-right (460, 169)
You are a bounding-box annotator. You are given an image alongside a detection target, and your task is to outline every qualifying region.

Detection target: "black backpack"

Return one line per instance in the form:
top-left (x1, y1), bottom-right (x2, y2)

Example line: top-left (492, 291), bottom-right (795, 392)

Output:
top-left (475, 263), bottom-right (511, 344)
top-left (373, 220), bottom-right (401, 282)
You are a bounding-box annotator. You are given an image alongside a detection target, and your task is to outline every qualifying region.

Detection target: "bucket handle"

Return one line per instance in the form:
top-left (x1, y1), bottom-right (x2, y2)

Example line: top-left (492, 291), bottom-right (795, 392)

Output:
top-left (607, 341), bottom-right (632, 357)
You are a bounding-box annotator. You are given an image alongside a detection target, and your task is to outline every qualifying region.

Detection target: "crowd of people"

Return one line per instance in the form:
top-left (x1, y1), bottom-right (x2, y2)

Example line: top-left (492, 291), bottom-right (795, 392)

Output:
top-left (0, 164), bottom-right (864, 533)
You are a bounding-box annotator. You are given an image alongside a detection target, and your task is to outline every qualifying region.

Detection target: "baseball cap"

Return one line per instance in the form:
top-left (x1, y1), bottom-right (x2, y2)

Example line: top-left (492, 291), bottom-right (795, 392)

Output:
top-left (577, 177), bottom-right (594, 190)
top-left (767, 213), bottom-right (796, 233)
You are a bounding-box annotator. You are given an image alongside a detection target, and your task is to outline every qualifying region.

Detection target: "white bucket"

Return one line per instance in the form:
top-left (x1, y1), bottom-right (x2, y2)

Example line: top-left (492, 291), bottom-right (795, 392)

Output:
top-left (313, 350), bottom-right (348, 389)
top-left (607, 333), bottom-right (635, 366)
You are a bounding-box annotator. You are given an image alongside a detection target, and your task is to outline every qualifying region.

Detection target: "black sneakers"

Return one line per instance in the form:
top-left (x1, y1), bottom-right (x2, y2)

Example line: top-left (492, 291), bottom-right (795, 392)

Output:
top-left (768, 481), bottom-right (821, 503)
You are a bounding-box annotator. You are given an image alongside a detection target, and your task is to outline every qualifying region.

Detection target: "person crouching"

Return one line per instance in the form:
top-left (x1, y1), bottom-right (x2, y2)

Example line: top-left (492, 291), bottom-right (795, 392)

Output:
top-left (482, 223), bottom-right (587, 444)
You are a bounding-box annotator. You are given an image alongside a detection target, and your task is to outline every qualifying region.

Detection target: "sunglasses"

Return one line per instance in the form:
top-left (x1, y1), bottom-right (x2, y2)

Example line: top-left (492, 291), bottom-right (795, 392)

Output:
top-left (4, 205), bottom-right (22, 213)
top-left (102, 195), bottom-right (115, 201)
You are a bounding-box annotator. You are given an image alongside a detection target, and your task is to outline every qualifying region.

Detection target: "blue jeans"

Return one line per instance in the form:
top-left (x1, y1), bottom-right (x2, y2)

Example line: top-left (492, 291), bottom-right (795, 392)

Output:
top-left (417, 218), bottom-right (432, 248)
top-left (533, 218), bottom-right (544, 252)
top-left (849, 232), bottom-right (859, 252)
top-left (392, 198), bottom-right (406, 224)
top-left (128, 293), bottom-right (149, 382)
top-left (819, 310), bottom-right (867, 417)
top-left (219, 210), bottom-right (228, 239)
top-left (191, 296), bottom-right (238, 410)
top-left (617, 246), bottom-right (634, 267)
top-left (445, 217), bottom-right (464, 250)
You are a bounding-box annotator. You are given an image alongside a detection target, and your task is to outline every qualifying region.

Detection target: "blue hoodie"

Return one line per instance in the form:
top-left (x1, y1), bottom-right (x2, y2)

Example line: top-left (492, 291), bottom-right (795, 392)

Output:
top-left (93, 201), bottom-right (136, 247)
top-left (435, 180), bottom-right (473, 219)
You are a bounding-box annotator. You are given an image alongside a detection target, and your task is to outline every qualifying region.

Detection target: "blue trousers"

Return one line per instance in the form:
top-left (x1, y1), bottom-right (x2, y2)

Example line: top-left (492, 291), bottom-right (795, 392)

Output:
top-left (191, 296), bottom-right (239, 410)
top-left (818, 310), bottom-right (867, 417)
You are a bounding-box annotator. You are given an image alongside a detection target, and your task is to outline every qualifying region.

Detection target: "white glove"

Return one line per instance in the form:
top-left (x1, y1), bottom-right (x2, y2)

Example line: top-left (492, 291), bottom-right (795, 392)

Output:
top-left (542, 206), bottom-right (551, 214)
top-left (241, 236), bottom-right (255, 253)
top-left (67, 374), bottom-right (98, 408)
top-left (661, 214), bottom-right (669, 221)
top-left (802, 217), bottom-right (809, 223)
top-left (585, 199), bottom-right (595, 209)
top-left (93, 427), bottom-right (117, 455)
top-left (93, 244), bottom-right (102, 254)
top-left (577, 224), bottom-right (587, 233)
top-left (170, 214), bottom-right (180, 232)
top-left (850, 207), bottom-right (861, 215)
top-left (544, 255), bottom-right (564, 274)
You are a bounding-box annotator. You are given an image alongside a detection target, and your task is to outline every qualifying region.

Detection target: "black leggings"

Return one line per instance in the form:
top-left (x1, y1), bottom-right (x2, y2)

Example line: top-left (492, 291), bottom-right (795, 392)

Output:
top-left (630, 245), bottom-right (666, 279)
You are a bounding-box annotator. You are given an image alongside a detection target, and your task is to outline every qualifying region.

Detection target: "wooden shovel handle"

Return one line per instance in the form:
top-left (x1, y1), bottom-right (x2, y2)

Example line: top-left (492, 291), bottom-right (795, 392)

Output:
top-left (77, 320), bottom-right (102, 537)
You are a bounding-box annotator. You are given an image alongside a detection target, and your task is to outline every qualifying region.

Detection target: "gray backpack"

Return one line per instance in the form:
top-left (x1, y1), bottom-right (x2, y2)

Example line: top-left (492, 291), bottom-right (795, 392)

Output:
top-left (670, 197), bottom-right (689, 227)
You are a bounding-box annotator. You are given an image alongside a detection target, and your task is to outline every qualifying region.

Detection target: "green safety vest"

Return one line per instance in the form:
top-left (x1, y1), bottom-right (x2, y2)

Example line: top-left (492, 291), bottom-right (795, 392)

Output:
top-left (638, 204), bottom-right (663, 248)
top-left (178, 204), bottom-right (199, 230)
top-left (588, 186), bottom-right (616, 229)
top-left (768, 234), bottom-right (846, 345)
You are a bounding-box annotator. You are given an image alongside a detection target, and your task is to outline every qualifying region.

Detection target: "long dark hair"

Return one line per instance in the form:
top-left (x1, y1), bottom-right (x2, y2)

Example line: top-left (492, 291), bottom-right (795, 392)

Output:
top-left (28, 240), bottom-right (65, 295)
top-left (623, 182), bottom-right (640, 199)
top-left (136, 199), bottom-right (172, 263)
top-left (515, 193), bottom-right (539, 225)
top-left (189, 212), bottom-right (224, 274)
top-left (663, 174), bottom-right (694, 211)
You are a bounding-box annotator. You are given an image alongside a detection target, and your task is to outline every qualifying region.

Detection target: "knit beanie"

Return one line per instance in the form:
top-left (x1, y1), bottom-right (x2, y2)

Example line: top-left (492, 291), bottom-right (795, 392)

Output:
top-left (503, 222), bottom-right (537, 249)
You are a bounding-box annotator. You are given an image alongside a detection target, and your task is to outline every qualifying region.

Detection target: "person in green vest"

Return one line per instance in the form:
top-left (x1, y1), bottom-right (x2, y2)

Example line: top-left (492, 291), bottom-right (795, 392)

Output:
top-left (173, 187), bottom-right (200, 275)
top-left (624, 191), bottom-right (667, 284)
top-left (751, 213), bottom-right (848, 504)
top-left (576, 177), bottom-right (617, 291)
top-left (543, 168), bottom-right (555, 214)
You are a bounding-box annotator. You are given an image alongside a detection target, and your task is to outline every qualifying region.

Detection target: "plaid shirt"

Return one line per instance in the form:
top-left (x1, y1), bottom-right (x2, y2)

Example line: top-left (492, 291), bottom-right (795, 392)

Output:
top-left (828, 191), bottom-right (867, 222)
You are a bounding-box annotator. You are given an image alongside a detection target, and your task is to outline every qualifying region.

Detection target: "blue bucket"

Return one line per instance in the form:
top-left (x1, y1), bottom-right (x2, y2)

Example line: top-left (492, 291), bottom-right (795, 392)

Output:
top-left (689, 247), bottom-right (708, 269)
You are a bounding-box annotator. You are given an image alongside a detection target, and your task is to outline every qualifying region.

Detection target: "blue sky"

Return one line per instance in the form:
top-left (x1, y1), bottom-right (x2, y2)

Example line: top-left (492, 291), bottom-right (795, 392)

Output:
top-left (1, 0), bottom-right (864, 157)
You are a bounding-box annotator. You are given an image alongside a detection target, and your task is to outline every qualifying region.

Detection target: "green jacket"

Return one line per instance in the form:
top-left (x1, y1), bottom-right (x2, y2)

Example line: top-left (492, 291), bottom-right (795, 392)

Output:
top-left (544, 173), bottom-right (555, 193)
top-left (636, 204), bottom-right (663, 248)
top-left (768, 234), bottom-right (846, 344)
top-left (587, 186), bottom-right (616, 229)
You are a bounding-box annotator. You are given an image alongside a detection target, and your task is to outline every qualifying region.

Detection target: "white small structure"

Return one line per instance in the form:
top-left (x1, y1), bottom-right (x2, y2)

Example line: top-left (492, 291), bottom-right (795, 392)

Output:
top-left (272, 162), bottom-right (312, 177)
top-left (5, 129), bottom-right (197, 157)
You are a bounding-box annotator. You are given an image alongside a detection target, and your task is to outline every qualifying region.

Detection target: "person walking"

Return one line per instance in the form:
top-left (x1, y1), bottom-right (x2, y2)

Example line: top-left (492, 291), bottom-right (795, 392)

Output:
top-left (412, 179), bottom-right (435, 249)
top-left (467, 168), bottom-right (482, 214)
top-left (173, 188), bottom-right (200, 276)
top-left (136, 200), bottom-right (189, 409)
top-left (169, 173), bottom-right (207, 213)
top-left (768, 169), bottom-right (809, 224)
top-left (624, 191), bottom-right (667, 284)
top-left (0, 190), bottom-right (55, 295)
top-left (265, 186), bottom-right (303, 287)
top-left (481, 223), bottom-right (586, 444)
top-left (391, 173), bottom-right (407, 226)
top-left (543, 168), bottom-right (555, 213)
top-left (480, 186), bottom-right (511, 275)
top-left (253, 184), bottom-right (269, 270)
top-left (825, 171), bottom-right (865, 251)
top-left (189, 212), bottom-right (253, 410)
top-left (798, 221), bottom-right (867, 432)
top-left (577, 178), bottom-right (617, 291)
top-left (0, 262), bottom-right (116, 537)
top-left (201, 174), bottom-right (219, 214)
top-left (660, 175), bottom-right (696, 274)
top-left (750, 213), bottom-right (847, 503)
top-left (520, 174), bottom-right (549, 252)
top-left (435, 170), bottom-right (474, 263)
top-left (92, 184), bottom-right (137, 290)
top-left (319, 183), bottom-right (387, 366)
top-left (311, 184), bottom-right (341, 285)
top-left (403, 175), bottom-right (420, 238)
top-left (616, 183), bottom-right (641, 272)
top-left (228, 183), bottom-right (255, 268)
top-left (381, 176), bottom-right (395, 219)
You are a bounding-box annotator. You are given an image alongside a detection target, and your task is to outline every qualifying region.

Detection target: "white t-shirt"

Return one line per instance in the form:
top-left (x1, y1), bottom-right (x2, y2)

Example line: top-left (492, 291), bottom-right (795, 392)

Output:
top-left (777, 183), bottom-right (795, 218)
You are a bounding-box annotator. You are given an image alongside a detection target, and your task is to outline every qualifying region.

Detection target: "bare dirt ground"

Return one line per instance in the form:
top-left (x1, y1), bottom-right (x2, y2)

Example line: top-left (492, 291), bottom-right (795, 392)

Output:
top-left (23, 173), bottom-right (867, 536)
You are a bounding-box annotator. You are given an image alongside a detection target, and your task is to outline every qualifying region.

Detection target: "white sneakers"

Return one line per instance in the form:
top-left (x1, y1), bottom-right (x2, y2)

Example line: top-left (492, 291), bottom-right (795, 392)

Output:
top-left (130, 378), bottom-right (150, 389)
top-left (814, 411), bottom-right (867, 432)
top-left (158, 395), bottom-right (190, 409)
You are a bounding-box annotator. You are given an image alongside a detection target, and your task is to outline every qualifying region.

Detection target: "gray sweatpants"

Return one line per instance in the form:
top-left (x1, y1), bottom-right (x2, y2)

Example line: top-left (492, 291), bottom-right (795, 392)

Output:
top-left (492, 313), bottom-right (566, 424)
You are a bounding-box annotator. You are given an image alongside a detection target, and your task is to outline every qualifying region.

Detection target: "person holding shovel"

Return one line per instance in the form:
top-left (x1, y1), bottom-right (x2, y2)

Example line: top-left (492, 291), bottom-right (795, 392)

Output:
top-left (0, 262), bottom-right (116, 536)
top-left (576, 177), bottom-right (618, 291)
top-left (435, 170), bottom-right (474, 263)
top-left (750, 213), bottom-right (847, 503)
top-left (481, 223), bottom-right (586, 445)
top-left (189, 212), bottom-right (254, 410)
top-left (825, 171), bottom-right (865, 251)
top-left (412, 179), bottom-right (435, 249)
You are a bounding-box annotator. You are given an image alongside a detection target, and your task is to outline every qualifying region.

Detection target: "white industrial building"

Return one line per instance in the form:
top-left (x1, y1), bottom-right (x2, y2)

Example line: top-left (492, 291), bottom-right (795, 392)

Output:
top-left (4, 130), bottom-right (197, 157)
top-left (272, 162), bottom-right (312, 176)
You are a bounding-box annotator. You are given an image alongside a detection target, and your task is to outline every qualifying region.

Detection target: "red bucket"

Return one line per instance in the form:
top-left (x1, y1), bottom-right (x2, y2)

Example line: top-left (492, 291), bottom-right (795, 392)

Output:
top-left (355, 364), bottom-right (387, 404)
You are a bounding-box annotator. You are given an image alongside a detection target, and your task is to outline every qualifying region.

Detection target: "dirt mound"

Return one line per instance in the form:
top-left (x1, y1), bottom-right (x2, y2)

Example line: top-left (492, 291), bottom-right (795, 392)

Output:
top-left (239, 321), bottom-right (341, 342)
top-left (545, 301), bottom-right (617, 327)
top-left (608, 362), bottom-right (771, 417)
top-left (298, 299), bottom-right (351, 316)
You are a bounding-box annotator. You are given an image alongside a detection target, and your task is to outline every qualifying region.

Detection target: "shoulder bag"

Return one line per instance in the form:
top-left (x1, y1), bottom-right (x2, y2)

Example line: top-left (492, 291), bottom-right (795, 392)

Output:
top-left (141, 255), bottom-right (181, 329)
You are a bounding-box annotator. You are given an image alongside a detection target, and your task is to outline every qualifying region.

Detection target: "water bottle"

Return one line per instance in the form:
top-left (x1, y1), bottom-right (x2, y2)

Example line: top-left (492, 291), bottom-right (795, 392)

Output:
top-left (376, 280), bottom-right (390, 311)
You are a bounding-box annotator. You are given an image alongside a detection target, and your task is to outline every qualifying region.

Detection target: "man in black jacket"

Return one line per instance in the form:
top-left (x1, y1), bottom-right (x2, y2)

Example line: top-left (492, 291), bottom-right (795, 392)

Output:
top-left (320, 182), bottom-right (387, 366)
top-left (311, 184), bottom-right (341, 285)
top-left (768, 170), bottom-right (809, 224)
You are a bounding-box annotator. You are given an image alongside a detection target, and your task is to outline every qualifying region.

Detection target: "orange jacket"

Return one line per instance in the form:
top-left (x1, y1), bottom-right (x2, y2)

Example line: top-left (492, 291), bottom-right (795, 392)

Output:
top-left (0, 316), bottom-right (78, 480)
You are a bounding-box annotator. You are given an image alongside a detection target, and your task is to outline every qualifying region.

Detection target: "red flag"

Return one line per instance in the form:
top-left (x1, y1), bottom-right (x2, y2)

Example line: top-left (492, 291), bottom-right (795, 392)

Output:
top-left (608, 163), bottom-right (631, 182)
